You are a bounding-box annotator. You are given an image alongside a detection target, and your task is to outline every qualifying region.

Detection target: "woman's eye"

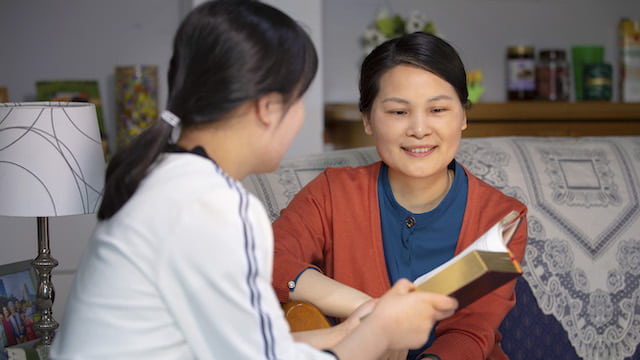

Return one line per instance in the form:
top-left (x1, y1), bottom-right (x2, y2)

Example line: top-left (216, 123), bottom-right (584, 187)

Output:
top-left (388, 110), bottom-right (407, 115)
top-left (432, 107), bottom-right (447, 113)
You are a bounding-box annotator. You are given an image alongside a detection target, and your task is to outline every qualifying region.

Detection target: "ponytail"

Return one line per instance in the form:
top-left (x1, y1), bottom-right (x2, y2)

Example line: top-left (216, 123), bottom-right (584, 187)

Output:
top-left (97, 121), bottom-right (173, 219)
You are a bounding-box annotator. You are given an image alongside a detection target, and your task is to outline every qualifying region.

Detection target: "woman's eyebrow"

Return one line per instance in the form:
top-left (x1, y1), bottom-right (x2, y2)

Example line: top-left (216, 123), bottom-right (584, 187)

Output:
top-left (381, 97), bottom-right (409, 104)
top-left (426, 94), bottom-right (454, 102)
top-left (381, 95), bottom-right (455, 104)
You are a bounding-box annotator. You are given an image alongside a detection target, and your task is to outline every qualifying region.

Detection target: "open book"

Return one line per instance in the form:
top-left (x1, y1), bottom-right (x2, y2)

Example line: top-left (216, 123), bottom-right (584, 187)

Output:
top-left (413, 210), bottom-right (523, 309)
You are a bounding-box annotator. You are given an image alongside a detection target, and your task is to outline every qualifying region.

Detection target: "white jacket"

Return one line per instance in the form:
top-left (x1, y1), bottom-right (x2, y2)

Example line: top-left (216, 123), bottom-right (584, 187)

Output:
top-left (50, 152), bottom-right (332, 360)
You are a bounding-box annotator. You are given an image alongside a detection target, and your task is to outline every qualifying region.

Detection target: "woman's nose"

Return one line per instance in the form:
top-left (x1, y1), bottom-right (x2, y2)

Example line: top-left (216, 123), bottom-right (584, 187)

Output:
top-left (406, 113), bottom-right (432, 138)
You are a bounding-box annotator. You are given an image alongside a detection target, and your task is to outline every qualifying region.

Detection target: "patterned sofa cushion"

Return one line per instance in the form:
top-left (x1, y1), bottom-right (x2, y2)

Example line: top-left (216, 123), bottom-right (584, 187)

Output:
top-left (243, 136), bottom-right (640, 360)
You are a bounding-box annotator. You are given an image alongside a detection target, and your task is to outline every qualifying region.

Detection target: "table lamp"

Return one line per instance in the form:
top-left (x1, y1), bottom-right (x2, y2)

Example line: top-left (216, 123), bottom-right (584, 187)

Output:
top-left (0, 102), bottom-right (105, 351)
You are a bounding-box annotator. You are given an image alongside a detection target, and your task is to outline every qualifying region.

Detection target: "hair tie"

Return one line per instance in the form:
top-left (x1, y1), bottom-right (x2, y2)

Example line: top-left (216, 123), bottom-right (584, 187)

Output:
top-left (161, 110), bottom-right (180, 128)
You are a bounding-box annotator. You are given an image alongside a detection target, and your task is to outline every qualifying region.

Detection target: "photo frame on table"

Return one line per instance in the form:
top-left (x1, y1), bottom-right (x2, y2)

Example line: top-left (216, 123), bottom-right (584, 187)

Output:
top-left (35, 80), bottom-right (109, 158)
top-left (0, 260), bottom-right (40, 348)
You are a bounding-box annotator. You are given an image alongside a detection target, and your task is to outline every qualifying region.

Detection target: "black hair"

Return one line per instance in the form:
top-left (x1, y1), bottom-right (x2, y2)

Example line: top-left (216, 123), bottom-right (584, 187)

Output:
top-left (98, 0), bottom-right (318, 220)
top-left (359, 32), bottom-right (470, 114)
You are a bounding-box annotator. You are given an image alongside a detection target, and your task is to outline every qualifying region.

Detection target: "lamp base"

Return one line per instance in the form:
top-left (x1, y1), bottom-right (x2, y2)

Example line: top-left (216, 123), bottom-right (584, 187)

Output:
top-left (33, 217), bottom-right (59, 350)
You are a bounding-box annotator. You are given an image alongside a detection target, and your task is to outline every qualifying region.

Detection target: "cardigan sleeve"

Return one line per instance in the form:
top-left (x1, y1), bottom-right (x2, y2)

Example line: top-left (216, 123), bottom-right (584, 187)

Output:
top-left (272, 171), bottom-right (334, 303)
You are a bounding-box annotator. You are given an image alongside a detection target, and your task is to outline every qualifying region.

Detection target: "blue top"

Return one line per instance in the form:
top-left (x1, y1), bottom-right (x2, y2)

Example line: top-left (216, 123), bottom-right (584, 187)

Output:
top-left (377, 160), bottom-right (468, 358)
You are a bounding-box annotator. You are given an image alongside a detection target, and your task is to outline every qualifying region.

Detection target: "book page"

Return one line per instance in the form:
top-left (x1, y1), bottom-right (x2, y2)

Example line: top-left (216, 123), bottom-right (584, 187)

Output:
top-left (414, 211), bottom-right (521, 286)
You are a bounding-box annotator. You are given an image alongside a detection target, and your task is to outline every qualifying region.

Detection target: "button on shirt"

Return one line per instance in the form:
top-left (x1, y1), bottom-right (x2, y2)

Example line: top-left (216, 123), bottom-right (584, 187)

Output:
top-left (378, 161), bottom-right (468, 359)
top-left (378, 161), bottom-right (467, 283)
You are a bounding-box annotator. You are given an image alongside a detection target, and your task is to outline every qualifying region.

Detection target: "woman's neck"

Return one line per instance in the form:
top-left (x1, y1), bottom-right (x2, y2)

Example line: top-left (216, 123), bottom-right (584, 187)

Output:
top-left (177, 123), bottom-right (252, 181)
top-left (388, 167), bottom-right (454, 214)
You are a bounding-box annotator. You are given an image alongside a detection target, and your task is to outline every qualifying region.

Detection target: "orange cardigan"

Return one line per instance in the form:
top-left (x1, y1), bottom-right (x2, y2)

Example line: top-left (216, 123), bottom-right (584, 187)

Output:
top-left (272, 162), bottom-right (528, 359)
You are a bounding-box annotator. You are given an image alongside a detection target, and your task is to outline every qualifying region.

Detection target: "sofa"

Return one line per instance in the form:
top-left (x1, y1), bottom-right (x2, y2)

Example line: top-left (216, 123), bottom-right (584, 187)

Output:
top-left (242, 136), bottom-right (640, 360)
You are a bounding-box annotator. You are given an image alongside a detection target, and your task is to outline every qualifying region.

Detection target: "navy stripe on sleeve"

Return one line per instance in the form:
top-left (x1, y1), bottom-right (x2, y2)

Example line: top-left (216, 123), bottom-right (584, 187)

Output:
top-left (236, 182), bottom-right (277, 360)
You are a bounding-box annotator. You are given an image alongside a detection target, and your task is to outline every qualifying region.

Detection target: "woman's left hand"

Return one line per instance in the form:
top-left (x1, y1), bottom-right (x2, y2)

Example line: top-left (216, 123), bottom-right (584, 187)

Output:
top-left (380, 349), bottom-right (409, 360)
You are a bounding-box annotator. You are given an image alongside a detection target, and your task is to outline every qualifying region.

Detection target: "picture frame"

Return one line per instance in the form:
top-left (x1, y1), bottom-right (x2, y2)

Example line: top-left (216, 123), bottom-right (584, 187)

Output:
top-left (35, 80), bottom-right (104, 135)
top-left (0, 260), bottom-right (39, 348)
top-left (0, 87), bottom-right (8, 102)
top-left (36, 80), bottom-right (110, 158)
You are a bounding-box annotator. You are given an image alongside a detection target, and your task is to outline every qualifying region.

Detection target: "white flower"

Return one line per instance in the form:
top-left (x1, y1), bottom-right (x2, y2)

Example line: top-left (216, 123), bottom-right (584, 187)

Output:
top-left (405, 10), bottom-right (427, 33)
top-left (361, 8), bottom-right (437, 57)
top-left (363, 27), bottom-right (388, 48)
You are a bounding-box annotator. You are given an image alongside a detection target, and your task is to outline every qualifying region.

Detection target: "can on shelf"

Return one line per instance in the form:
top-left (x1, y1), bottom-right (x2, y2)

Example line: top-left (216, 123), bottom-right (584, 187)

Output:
top-left (583, 62), bottom-right (612, 101)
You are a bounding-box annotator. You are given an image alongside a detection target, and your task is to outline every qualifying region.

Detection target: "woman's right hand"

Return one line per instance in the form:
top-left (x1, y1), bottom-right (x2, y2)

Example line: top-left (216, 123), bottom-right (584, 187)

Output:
top-left (368, 278), bottom-right (457, 350)
top-left (328, 279), bottom-right (457, 360)
top-left (380, 349), bottom-right (409, 360)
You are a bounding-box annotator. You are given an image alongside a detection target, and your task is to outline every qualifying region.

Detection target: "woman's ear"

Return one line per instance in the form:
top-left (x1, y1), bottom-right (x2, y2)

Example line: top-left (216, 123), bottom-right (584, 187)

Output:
top-left (362, 113), bottom-right (373, 135)
top-left (255, 92), bottom-right (284, 127)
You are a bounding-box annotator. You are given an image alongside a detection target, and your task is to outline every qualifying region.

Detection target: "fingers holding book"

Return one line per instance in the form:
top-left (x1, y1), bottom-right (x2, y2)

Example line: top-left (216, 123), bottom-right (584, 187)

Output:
top-left (363, 278), bottom-right (458, 350)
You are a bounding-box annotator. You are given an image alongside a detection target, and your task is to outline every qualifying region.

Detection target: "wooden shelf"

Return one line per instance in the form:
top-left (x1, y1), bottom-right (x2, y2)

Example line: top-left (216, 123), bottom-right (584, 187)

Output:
top-left (325, 102), bottom-right (640, 149)
top-left (466, 102), bottom-right (640, 121)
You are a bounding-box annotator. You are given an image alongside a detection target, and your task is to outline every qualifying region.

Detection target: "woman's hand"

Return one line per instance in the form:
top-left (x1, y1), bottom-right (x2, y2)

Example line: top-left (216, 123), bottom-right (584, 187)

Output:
top-left (328, 279), bottom-right (456, 359)
top-left (380, 349), bottom-right (409, 360)
top-left (368, 278), bottom-right (457, 350)
top-left (340, 297), bottom-right (377, 334)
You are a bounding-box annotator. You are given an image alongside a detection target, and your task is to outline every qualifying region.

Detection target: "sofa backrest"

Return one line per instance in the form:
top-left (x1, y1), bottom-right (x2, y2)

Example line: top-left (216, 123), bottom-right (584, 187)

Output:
top-left (242, 146), bottom-right (380, 222)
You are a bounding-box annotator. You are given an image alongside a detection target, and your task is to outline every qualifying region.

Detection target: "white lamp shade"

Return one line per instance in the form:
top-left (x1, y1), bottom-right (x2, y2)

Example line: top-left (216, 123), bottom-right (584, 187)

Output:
top-left (0, 102), bottom-right (106, 217)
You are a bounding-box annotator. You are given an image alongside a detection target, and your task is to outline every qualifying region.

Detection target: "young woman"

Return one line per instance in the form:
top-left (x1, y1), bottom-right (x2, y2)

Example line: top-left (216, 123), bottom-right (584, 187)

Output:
top-left (49, 2), bottom-right (457, 359)
top-left (272, 32), bottom-right (528, 360)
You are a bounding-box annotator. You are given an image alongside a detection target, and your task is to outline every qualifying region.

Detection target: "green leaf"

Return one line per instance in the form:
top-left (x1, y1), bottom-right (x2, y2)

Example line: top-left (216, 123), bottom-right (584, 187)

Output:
top-left (391, 15), bottom-right (405, 35)
top-left (422, 22), bottom-right (437, 34)
top-left (376, 14), bottom-right (406, 37)
top-left (375, 17), bottom-right (395, 37)
top-left (467, 84), bottom-right (485, 104)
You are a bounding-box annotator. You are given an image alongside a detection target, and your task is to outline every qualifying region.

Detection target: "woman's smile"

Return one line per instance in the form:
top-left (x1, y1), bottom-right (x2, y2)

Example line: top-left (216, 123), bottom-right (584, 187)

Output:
top-left (402, 145), bottom-right (437, 157)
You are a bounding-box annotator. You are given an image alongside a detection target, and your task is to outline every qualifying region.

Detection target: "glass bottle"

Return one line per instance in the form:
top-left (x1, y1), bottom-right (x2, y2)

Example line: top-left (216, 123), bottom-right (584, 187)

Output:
top-left (536, 49), bottom-right (570, 101)
top-left (506, 45), bottom-right (536, 101)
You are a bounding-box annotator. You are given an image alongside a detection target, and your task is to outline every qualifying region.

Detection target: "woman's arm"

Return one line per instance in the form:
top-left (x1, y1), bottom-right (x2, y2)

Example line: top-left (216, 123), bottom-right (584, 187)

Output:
top-left (290, 268), bottom-right (372, 318)
top-left (290, 298), bottom-right (375, 349)
top-left (273, 171), bottom-right (376, 316)
top-left (291, 324), bottom-right (352, 350)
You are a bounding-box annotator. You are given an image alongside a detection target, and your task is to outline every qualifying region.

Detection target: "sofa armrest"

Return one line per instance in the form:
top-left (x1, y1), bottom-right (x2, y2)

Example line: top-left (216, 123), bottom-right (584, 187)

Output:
top-left (282, 301), bottom-right (331, 332)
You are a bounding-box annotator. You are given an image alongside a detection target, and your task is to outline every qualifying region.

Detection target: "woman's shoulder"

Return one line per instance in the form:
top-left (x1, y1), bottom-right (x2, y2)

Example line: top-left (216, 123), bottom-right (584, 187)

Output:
top-left (462, 164), bottom-right (527, 212)
top-left (148, 153), bottom-right (234, 191)
top-left (124, 154), bottom-right (246, 222)
top-left (323, 161), bottom-right (381, 181)
top-left (293, 161), bottom-right (382, 202)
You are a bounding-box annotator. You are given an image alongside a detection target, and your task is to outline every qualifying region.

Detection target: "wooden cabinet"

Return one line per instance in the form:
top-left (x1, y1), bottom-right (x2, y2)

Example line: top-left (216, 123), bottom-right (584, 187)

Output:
top-left (325, 102), bottom-right (640, 149)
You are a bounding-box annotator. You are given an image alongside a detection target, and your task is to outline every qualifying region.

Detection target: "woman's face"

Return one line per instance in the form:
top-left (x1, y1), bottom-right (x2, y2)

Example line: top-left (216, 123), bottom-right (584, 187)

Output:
top-left (363, 64), bottom-right (467, 181)
top-left (278, 97), bottom-right (305, 154)
top-left (262, 97), bottom-right (305, 173)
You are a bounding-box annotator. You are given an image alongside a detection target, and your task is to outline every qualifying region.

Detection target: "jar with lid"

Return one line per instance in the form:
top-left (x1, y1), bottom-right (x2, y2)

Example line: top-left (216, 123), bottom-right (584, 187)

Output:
top-left (536, 49), bottom-right (570, 101)
top-left (506, 45), bottom-right (536, 101)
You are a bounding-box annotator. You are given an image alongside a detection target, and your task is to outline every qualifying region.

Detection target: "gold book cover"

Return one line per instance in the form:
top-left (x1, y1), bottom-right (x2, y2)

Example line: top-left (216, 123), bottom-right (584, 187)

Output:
top-left (415, 250), bottom-right (522, 309)
top-left (413, 210), bottom-right (524, 309)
